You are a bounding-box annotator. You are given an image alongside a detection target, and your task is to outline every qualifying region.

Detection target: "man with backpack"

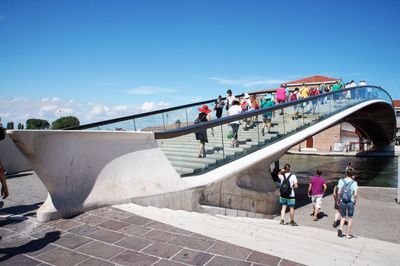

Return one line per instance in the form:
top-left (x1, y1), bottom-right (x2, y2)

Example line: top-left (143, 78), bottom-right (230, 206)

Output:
top-left (278, 164), bottom-right (298, 226)
top-left (337, 168), bottom-right (358, 239)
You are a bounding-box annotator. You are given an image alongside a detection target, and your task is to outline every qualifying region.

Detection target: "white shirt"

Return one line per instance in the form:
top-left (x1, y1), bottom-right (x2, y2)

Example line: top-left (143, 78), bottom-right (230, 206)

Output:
top-left (359, 81), bottom-right (367, 86)
top-left (228, 105), bottom-right (242, 124)
top-left (278, 172), bottom-right (298, 197)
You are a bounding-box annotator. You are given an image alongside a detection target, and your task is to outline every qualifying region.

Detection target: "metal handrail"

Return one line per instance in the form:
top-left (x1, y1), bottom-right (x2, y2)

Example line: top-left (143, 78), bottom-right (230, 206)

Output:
top-left (65, 89), bottom-right (274, 130)
top-left (154, 85), bottom-right (391, 139)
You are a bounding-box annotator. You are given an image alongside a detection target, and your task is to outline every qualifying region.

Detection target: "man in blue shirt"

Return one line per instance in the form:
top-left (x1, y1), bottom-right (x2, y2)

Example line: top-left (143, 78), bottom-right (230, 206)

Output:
top-left (337, 168), bottom-right (358, 239)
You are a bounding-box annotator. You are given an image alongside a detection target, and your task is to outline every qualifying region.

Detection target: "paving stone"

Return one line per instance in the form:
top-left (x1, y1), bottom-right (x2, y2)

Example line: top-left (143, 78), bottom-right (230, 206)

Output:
top-left (141, 230), bottom-right (177, 243)
top-left (142, 242), bottom-right (182, 259)
top-left (26, 243), bottom-right (58, 257)
top-left (121, 215), bottom-right (153, 226)
top-left (0, 254), bottom-right (42, 265)
top-left (68, 224), bottom-right (99, 236)
top-left (167, 227), bottom-right (193, 236)
top-left (280, 259), bottom-right (307, 266)
top-left (153, 259), bottom-right (187, 266)
top-left (87, 228), bottom-right (127, 244)
top-left (52, 219), bottom-right (82, 230)
top-left (36, 247), bottom-right (90, 266)
top-left (97, 219), bottom-right (131, 231)
top-left (189, 233), bottom-right (216, 241)
top-left (171, 249), bottom-right (213, 266)
top-left (99, 209), bottom-right (133, 221)
top-left (114, 236), bottom-right (153, 251)
top-left (87, 208), bottom-right (113, 217)
top-left (76, 214), bottom-right (108, 226)
top-left (52, 232), bottom-right (92, 250)
top-left (146, 221), bottom-right (175, 231)
top-left (246, 251), bottom-right (281, 265)
top-left (110, 250), bottom-right (159, 266)
top-left (168, 235), bottom-right (214, 251)
top-left (77, 257), bottom-right (115, 266)
top-left (206, 256), bottom-right (251, 266)
top-left (76, 240), bottom-right (126, 260)
top-left (206, 241), bottom-right (252, 260)
top-left (119, 224), bottom-right (152, 236)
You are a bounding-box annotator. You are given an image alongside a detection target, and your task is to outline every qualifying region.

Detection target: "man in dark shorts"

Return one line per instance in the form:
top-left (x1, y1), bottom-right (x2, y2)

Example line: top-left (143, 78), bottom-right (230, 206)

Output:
top-left (337, 169), bottom-right (358, 239)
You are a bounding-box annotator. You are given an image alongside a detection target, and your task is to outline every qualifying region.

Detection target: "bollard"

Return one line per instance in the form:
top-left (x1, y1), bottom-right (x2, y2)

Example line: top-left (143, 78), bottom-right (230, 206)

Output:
top-left (398, 156), bottom-right (400, 204)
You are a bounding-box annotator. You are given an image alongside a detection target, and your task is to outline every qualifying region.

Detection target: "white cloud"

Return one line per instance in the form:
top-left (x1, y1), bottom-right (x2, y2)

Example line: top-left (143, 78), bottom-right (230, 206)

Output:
top-left (126, 86), bottom-right (176, 95)
top-left (141, 101), bottom-right (171, 112)
top-left (39, 105), bottom-right (58, 116)
top-left (0, 96), bottom-right (173, 127)
top-left (208, 77), bottom-right (285, 87)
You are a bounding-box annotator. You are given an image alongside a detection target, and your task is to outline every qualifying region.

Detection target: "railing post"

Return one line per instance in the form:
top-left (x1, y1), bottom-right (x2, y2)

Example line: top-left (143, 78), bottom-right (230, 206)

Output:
top-left (162, 113), bottom-right (166, 130)
top-left (133, 119), bottom-right (137, 131)
top-left (185, 108), bottom-right (189, 126)
top-left (282, 109), bottom-right (286, 134)
top-left (398, 156), bottom-right (400, 204)
top-left (220, 125), bottom-right (225, 159)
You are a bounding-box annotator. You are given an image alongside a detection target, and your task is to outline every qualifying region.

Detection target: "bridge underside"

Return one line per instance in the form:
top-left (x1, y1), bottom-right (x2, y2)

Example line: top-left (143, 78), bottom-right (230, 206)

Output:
top-left (345, 102), bottom-right (395, 150)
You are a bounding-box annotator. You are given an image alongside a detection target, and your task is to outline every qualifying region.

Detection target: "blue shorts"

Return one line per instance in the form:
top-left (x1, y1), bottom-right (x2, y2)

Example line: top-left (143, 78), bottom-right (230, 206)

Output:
top-left (279, 197), bottom-right (296, 207)
top-left (340, 201), bottom-right (355, 217)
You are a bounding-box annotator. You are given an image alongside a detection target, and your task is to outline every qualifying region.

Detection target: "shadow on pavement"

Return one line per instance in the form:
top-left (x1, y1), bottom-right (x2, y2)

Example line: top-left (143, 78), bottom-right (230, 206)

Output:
top-left (0, 202), bottom-right (43, 216)
top-left (5, 172), bottom-right (34, 180)
top-left (0, 231), bottom-right (60, 262)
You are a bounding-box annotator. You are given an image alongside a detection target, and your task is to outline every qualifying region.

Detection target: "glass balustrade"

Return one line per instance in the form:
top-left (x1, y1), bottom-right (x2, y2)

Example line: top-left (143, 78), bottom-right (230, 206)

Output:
top-left (70, 86), bottom-right (393, 177)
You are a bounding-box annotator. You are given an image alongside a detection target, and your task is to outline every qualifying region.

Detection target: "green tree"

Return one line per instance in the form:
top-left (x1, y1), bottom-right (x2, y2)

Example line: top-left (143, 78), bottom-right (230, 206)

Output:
top-left (26, 118), bottom-right (50, 129)
top-left (17, 123), bottom-right (24, 129)
top-left (51, 116), bottom-right (80, 129)
top-left (6, 121), bottom-right (14, 129)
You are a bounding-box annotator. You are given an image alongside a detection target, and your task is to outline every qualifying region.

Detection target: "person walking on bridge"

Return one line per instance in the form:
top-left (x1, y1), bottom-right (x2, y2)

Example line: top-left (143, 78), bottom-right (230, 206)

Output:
top-left (278, 164), bottom-right (298, 226)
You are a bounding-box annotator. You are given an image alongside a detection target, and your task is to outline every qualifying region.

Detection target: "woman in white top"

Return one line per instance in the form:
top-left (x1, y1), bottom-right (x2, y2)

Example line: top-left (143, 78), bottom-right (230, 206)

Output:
top-left (228, 100), bottom-right (242, 147)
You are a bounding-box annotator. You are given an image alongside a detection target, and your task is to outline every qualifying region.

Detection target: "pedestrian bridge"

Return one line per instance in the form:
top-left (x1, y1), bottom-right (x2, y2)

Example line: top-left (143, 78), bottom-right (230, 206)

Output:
top-left (7, 86), bottom-right (395, 221)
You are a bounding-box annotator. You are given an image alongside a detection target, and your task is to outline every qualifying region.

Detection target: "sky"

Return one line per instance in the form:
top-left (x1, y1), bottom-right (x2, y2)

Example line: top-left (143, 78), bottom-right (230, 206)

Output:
top-left (1, 0), bottom-right (400, 126)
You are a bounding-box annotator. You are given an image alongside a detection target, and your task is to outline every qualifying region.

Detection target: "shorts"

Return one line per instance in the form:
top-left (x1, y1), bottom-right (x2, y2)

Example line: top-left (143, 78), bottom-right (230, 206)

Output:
top-left (339, 201), bottom-right (355, 218)
top-left (279, 197), bottom-right (295, 207)
top-left (311, 195), bottom-right (323, 209)
top-left (262, 116), bottom-right (271, 123)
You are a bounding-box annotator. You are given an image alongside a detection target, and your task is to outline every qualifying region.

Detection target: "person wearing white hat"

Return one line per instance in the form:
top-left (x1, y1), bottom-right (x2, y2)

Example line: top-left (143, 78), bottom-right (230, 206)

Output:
top-left (241, 93), bottom-right (251, 130)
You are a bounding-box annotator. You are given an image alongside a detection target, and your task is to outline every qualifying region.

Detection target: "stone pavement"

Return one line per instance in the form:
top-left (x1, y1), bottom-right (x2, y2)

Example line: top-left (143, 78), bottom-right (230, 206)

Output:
top-left (0, 172), bottom-right (303, 266)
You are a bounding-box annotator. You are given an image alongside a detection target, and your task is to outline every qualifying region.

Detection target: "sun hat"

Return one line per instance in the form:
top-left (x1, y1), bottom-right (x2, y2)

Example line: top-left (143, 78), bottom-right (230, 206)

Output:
top-left (198, 105), bottom-right (212, 114)
top-left (244, 93), bottom-right (250, 99)
top-left (264, 94), bottom-right (273, 99)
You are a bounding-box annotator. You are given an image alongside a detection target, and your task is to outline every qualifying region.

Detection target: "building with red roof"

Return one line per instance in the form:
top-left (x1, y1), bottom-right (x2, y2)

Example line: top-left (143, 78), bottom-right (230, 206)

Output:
top-left (285, 75), bottom-right (339, 87)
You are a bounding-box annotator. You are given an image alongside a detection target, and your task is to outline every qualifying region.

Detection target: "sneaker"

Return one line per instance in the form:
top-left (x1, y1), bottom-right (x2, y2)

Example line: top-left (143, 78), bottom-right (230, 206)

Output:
top-left (337, 229), bottom-right (343, 237)
top-left (279, 220), bottom-right (284, 225)
top-left (332, 220), bottom-right (339, 228)
top-left (289, 221), bottom-right (298, 226)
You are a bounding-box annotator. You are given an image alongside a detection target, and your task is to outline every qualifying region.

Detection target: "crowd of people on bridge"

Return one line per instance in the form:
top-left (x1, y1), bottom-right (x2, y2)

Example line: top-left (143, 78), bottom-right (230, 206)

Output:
top-left (194, 79), bottom-right (369, 153)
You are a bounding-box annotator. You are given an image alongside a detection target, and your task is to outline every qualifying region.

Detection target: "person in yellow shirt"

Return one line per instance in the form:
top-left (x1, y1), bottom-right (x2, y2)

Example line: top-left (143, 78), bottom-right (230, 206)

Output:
top-left (300, 83), bottom-right (309, 98)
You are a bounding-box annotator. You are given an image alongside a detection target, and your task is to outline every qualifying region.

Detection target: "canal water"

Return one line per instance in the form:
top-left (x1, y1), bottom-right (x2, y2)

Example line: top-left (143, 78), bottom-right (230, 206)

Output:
top-left (280, 154), bottom-right (398, 187)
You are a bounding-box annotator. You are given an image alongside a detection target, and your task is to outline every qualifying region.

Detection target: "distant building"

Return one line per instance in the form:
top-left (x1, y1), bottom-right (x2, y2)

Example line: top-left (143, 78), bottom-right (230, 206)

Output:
top-left (284, 75), bottom-right (368, 153)
top-left (284, 75), bottom-right (339, 89)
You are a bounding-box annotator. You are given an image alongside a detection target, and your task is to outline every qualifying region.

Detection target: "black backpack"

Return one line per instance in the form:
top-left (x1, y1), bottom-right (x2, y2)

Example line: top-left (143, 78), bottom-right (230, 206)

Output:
top-left (280, 173), bottom-right (292, 198)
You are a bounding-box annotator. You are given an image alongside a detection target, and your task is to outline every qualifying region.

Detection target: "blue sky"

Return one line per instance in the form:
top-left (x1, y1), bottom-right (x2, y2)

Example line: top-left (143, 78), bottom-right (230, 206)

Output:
top-left (1, 0), bottom-right (400, 125)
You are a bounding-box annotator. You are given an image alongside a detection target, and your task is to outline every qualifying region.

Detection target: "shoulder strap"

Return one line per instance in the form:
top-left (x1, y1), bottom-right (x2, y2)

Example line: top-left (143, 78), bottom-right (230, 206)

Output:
top-left (284, 173), bottom-right (292, 180)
